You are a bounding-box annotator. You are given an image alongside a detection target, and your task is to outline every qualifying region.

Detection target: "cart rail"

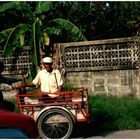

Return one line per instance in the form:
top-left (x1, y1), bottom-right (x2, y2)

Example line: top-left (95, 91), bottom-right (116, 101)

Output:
top-left (16, 87), bottom-right (90, 123)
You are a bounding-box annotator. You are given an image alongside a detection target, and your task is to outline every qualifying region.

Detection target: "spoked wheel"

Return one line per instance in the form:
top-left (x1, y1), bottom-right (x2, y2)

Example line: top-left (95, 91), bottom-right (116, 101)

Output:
top-left (37, 108), bottom-right (74, 139)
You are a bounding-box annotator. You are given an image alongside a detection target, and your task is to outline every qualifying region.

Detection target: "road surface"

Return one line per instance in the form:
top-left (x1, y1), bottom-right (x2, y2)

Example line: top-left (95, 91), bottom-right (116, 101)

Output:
top-left (72, 123), bottom-right (140, 139)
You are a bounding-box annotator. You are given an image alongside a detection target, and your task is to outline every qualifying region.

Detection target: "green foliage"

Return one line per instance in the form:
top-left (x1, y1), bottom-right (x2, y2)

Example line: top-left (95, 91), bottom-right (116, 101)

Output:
top-left (46, 18), bottom-right (87, 41)
top-left (0, 2), bottom-right (18, 13)
top-left (6, 98), bottom-right (18, 112)
top-left (35, 1), bottom-right (53, 14)
top-left (62, 83), bottom-right (75, 91)
top-left (0, 28), bottom-right (14, 44)
top-left (1, 2), bottom-right (140, 42)
top-left (89, 94), bottom-right (140, 131)
top-left (3, 24), bottom-right (29, 56)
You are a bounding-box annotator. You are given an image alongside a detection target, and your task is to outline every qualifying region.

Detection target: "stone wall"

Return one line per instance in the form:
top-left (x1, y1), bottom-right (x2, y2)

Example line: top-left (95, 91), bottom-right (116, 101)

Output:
top-left (53, 36), bottom-right (140, 98)
top-left (65, 69), bottom-right (140, 98)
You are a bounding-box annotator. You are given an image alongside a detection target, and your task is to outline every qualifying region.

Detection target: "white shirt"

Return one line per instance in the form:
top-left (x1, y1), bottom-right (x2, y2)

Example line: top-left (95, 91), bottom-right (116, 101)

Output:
top-left (32, 69), bottom-right (63, 97)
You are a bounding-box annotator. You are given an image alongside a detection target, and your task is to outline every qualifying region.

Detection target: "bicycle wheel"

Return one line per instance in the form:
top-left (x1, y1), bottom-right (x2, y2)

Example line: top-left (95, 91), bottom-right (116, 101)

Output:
top-left (37, 108), bottom-right (74, 139)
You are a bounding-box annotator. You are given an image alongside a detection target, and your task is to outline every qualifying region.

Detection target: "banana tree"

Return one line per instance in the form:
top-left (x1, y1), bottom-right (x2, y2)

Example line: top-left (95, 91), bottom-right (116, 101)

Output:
top-left (0, 2), bottom-right (50, 74)
top-left (0, 1), bottom-right (86, 79)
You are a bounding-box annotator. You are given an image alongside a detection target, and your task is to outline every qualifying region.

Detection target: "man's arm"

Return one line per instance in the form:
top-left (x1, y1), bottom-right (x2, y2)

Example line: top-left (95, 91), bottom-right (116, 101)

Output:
top-left (24, 82), bottom-right (35, 87)
top-left (0, 75), bottom-right (22, 85)
top-left (55, 70), bottom-right (63, 90)
top-left (58, 86), bottom-right (62, 92)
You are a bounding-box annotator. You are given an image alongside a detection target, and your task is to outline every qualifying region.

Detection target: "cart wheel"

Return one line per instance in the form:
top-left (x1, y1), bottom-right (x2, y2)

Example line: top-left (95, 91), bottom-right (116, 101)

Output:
top-left (37, 108), bottom-right (74, 139)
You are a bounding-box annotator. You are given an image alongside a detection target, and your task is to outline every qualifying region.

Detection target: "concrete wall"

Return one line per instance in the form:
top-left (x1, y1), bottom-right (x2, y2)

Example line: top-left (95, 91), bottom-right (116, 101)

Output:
top-left (65, 69), bottom-right (140, 98)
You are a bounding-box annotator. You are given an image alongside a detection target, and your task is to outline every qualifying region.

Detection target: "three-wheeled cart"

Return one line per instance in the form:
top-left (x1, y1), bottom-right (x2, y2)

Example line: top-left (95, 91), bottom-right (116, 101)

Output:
top-left (15, 86), bottom-right (90, 139)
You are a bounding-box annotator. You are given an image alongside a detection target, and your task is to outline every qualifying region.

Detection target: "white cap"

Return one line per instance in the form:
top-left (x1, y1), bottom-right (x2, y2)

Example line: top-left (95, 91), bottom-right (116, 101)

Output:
top-left (42, 57), bottom-right (52, 63)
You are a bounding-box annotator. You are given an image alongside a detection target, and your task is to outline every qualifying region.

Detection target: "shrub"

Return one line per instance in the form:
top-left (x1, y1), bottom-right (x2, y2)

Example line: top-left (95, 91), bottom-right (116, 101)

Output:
top-left (62, 83), bottom-right (75, 91)
top-left (89, 94), bottom-right (140, 131)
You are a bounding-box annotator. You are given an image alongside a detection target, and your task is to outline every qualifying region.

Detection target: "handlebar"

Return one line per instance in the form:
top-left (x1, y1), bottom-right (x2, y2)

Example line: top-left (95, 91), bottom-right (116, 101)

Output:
top-left (14, 85), bottom-right (26, 90)
top-left (14, 84), bottom-right (34, 90)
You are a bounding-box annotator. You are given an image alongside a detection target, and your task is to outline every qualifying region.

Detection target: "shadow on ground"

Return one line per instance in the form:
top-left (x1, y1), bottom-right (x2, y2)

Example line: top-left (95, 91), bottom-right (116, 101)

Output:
top-left (71, 122), bottom-right (115, 139)
top-left (71, 122), bottom-right (98, 138)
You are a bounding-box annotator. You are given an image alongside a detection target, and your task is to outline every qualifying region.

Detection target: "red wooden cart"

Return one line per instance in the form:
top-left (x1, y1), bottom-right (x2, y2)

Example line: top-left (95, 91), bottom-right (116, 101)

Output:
top-left (15, 86), bottom-right (90, 139)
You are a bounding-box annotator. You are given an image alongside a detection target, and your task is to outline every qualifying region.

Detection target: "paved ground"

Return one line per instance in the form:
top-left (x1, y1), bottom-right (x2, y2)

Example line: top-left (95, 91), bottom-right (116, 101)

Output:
top-left (86, 129), bottom-right (140, 139)
top-left (72, 124), bottom-right (140, 139)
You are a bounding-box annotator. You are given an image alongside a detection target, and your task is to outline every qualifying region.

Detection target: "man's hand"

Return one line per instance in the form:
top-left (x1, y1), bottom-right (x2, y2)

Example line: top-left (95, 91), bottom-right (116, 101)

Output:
top-left (25, 83), bottom-right (34, 87)
top-left (53, 91), bottom-right (61, 95)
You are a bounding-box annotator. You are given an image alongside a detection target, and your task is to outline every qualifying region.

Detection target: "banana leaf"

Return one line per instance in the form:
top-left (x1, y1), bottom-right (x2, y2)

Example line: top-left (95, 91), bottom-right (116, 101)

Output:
top-left (48, 18), bottom-right (87, 41)
top-left (0, 28), bottom-right (14, 44)
top-left (45, 27), bottom-right (62, 36)
top-left (35, 1), bottom-right (53, 14)
top-left (0, 2), bottom-right (18, 13)
top-left (3, 24), bottom-right (29, 56)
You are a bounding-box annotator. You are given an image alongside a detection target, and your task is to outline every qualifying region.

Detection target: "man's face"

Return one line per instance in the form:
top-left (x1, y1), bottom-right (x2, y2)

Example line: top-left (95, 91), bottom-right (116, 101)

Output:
top-left (43, 63), bottom-right (53, 72)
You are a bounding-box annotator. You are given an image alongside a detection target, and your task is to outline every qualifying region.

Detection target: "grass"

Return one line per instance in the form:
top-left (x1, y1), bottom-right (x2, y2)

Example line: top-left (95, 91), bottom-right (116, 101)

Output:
top-left (6, 98), bottom-right (19, 112)
top-left (89, 94), bottom-right (140, 131)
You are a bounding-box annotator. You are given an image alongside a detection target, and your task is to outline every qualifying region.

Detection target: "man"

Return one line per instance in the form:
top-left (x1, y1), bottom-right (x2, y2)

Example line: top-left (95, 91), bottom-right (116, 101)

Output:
top-left (27, 57), bottom-right (63, 99)
top-left (0, 61), bottom-right (22, 111)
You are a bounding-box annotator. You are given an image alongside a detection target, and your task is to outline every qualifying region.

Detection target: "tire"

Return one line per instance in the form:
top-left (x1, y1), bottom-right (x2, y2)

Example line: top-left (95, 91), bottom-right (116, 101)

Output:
top-left (37, 108), bottom-right (74, 139)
